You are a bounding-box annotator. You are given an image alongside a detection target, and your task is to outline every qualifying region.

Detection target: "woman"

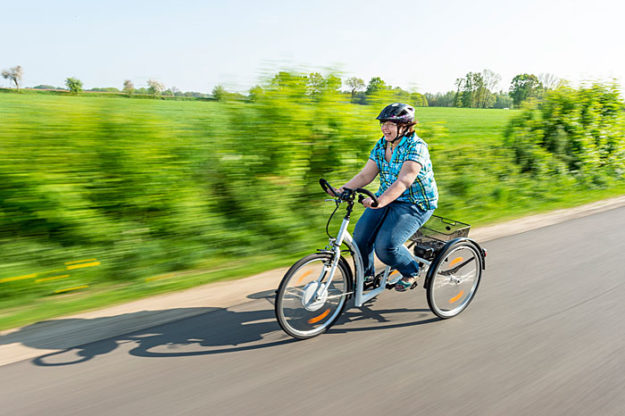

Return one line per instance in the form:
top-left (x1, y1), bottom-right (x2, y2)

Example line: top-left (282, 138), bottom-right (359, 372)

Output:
top-left (335, 103), bottom-right (438, 291)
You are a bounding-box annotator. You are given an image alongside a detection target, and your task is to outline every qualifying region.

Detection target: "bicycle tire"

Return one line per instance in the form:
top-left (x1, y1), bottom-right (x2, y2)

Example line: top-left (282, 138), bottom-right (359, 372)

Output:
top-left (426, 240), bottom-right (483, 319)
top-left (275, 253), bottom-right (352, 339)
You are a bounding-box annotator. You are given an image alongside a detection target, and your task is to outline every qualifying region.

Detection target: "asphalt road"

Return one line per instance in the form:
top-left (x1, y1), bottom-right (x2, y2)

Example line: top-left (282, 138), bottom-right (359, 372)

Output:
top-left (2, 207), bottom-right (625, 416)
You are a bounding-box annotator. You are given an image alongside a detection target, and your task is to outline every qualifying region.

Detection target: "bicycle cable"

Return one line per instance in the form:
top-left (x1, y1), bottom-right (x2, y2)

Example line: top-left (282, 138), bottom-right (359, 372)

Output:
top-left (325, 200), bottom-right (341, 239)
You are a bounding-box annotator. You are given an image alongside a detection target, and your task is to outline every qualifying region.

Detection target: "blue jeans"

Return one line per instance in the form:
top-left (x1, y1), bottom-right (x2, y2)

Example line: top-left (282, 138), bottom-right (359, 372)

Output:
top-left (353, 201), bottom-right (434, 278)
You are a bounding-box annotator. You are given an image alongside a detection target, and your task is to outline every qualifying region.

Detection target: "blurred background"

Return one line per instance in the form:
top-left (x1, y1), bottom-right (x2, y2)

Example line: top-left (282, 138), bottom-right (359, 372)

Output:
top-left (1, 0), bottom-right (625, 328)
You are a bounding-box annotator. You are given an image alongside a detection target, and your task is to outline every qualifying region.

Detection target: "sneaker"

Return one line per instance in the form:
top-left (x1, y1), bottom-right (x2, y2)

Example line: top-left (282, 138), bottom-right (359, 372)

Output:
top-left (394, 275), bottom-right (418, 292)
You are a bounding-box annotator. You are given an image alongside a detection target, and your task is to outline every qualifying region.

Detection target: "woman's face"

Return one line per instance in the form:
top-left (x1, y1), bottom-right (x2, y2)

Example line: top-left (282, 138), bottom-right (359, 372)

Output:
top-left (380, 121), bottom-right (400, 141)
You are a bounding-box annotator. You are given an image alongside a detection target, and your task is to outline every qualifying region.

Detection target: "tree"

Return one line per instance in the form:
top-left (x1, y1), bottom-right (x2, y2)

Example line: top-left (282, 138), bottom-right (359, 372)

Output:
top-left (365, 77), bottom-right (387, 96)
top-left (481, 69), bottom-right (501, 107)
top-left (248, 85), bottom-right (263, 102)
top-left (538, 73), bottom-right (561, 91)
top-left (509, 74), bottom-right (543, 107)
top-left (482, 69), bottom-right (501, 92)
top-left (492, 91), bottom-right (513, 109)
top-left (33, 85), bottom-right (56, 90)
top-left (455, 72), bottom-right (483, 108)
top-left (147, 79), bottom-right (165, 96)
top-left (89, 87), bottom-right (119, 92)
top-left (306, 72), bottom-right (325, 96)
top-left (270, 71), bottom-right (308, 91)
top-left (425, 91), bottom-right (456, 107)
top-left (123, 80), bottom-right (135, 95)
top-left (324, 74), bottom-right (342, 93)
top-left (65, 77), bottom-right (83, 94)
top-left (453, 71), bottom-right (501, 108)
top-left (2, 65), bottom-right (23, 90)
top-left (470, 72), bottom-right (487, 108)
top-left (305, 73), bottom-right (341, 97)
top-left (212, 85), bottom-right (226, 101)
top-left (345, 77), bottom-right (365, 101)
top-left (453, 78), bottom-right (464, 107)
top-left (90, 87), bottom-right (119, 92)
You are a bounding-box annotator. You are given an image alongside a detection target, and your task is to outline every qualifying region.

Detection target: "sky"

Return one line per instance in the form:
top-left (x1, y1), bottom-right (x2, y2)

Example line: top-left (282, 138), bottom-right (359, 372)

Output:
top-left (2, 0), bottom-right (625, 94)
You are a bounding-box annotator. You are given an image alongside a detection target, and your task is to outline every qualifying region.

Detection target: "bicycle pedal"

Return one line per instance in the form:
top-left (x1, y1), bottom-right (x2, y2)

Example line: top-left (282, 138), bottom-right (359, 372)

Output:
top-left (410, 281), bottom-right (418, 290)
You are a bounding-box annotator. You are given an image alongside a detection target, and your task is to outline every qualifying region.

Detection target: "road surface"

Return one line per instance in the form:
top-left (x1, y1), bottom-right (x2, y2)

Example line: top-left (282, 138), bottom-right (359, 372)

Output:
top-left (2, 207), bottom-right (625, 415)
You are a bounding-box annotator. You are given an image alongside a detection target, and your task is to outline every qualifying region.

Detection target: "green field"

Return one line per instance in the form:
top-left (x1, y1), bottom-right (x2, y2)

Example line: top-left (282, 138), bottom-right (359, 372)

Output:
top-left (1, 90), bottom-right (624, 330)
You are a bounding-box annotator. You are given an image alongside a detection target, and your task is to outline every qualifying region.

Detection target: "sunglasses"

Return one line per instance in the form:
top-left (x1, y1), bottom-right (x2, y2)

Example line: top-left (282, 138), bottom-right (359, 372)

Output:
top-left (379, 121), bottom-right (397, 128)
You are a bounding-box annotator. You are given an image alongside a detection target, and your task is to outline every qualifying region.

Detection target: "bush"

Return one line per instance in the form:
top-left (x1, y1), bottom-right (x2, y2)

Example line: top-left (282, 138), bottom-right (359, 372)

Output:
top-left (504, 83), bottom-right (625, 180)
top-left (2, 75), bottom-right (624, 303)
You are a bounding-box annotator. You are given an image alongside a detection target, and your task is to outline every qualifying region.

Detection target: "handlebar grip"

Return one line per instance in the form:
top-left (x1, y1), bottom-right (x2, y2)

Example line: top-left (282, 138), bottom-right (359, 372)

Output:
top-left (356, 188), bottom-right (379, 207)
top-left (319, 178), bottom-right (338, 197)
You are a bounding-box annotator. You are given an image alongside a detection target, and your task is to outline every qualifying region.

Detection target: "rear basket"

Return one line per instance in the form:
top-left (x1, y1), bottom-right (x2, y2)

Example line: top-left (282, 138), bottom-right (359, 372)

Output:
top-left (410, 215), bottom-right (470, 244)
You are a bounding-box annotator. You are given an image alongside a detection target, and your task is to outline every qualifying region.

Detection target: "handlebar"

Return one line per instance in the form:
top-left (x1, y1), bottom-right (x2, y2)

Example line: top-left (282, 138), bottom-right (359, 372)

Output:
top-left (319, 178), bottom-right (379, 207)
top-left (319, 178), bottom-right (339, 197)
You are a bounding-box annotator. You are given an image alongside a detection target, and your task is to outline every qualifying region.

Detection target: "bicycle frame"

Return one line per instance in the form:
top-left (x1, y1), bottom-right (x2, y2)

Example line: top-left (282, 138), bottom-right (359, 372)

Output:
top-left (318, 213), bottom-right (432, 308)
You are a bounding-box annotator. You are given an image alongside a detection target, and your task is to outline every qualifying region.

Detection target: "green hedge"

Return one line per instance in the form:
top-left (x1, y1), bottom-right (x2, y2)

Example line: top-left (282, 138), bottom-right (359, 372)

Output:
top-left (505, 83), bottom-right (625, 183)
top-left (1, 76), bottom-right (624, 302)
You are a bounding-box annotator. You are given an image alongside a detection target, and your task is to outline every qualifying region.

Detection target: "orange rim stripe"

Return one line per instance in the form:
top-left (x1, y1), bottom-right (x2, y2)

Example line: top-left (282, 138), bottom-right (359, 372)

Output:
top-left (296, 270), bottom-right (312, 284)
top-left (449, 290), bottom-right (464, 304)
top-left (308, 308), bottom-right (330, 324)
top-left (449, 257), bottom-right (464, 267)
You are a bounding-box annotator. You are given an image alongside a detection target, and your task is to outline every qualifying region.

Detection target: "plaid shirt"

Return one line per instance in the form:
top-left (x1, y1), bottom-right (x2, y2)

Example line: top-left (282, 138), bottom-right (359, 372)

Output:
top-left (369, 133), bottom-right (438, 210)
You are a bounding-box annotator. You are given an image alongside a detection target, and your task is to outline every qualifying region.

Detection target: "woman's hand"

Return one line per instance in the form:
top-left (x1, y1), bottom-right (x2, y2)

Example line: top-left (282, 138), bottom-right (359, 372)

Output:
top-left (325, 186), bottom-right (342, 197)
top-left (361, 197), bottom-right (381, 209)
top-left (331, 186), bottom-right (345, 197)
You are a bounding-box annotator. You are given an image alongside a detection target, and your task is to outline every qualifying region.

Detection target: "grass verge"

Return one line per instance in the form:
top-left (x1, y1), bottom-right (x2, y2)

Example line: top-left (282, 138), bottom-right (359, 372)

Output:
top-left (2, 187), bottom-right (625, 332)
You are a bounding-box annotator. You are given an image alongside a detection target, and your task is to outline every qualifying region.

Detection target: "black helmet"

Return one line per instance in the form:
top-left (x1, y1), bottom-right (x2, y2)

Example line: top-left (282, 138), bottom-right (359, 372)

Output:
top-left (376, 103), bottom-right (415, 124)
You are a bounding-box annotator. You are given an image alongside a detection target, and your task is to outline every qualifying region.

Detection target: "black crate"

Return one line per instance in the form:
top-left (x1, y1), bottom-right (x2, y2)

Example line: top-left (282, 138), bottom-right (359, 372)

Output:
top-left (410, 215), bottom-right (470, 243)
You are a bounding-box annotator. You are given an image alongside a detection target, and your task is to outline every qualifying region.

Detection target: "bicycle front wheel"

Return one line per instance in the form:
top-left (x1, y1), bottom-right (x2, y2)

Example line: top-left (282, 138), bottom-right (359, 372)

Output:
top-left (426, 241), bottom-right (482, 319)
top-left (275, 253), bottom-right (351, 339)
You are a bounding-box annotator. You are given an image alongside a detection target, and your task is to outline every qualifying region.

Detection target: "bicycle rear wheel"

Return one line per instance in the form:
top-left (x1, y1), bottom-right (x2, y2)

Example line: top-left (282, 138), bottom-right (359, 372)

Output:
top-left (426, 241), bottom-right (482, 319)
top-left (275, 253), bottom-right (351, 339)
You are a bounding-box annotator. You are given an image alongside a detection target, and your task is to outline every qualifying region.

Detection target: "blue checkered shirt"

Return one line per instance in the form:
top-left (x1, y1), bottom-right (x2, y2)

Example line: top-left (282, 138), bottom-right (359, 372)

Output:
top-left (369, 133), bottom-right (438, 210)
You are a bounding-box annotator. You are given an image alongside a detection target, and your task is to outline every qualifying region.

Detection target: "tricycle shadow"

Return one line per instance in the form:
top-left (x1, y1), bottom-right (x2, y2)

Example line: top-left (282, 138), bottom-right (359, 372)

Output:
top-left (5, 292), bottom-right (437, 367)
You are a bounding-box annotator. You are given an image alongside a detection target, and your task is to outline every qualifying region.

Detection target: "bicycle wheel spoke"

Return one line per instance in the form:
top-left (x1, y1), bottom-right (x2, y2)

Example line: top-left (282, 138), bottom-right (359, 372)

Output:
top-left (284, 287), bottom-right (305, 297)
top-left (427, 243), bottom-right (482, 319)
top-left (275, 254), bottom-right (349, 339)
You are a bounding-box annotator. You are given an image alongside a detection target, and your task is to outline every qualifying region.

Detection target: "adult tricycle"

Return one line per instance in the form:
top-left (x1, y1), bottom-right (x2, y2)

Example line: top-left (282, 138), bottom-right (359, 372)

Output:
top-left (274, 179), bottom-right (486, 339)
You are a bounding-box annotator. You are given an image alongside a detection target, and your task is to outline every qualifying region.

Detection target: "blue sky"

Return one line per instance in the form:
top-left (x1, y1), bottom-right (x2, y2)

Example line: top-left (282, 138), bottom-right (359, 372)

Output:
top-left (2, 0), bottom-right (624, 93)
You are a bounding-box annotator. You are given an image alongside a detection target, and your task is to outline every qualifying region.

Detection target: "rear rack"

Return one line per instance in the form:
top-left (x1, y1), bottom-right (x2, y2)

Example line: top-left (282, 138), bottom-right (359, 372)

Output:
top-left (408, 215), bottom-right (471, 260)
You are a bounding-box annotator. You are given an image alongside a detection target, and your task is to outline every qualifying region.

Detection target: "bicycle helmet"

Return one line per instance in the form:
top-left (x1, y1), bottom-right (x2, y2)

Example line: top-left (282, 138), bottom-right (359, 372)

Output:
top-left (376, 103), bottom-right (415, 124)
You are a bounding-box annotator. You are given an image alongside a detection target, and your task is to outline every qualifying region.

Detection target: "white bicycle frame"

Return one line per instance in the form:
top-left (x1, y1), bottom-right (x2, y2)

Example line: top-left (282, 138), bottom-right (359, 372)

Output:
top-left (317, 211), bottom-right (432, 308)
